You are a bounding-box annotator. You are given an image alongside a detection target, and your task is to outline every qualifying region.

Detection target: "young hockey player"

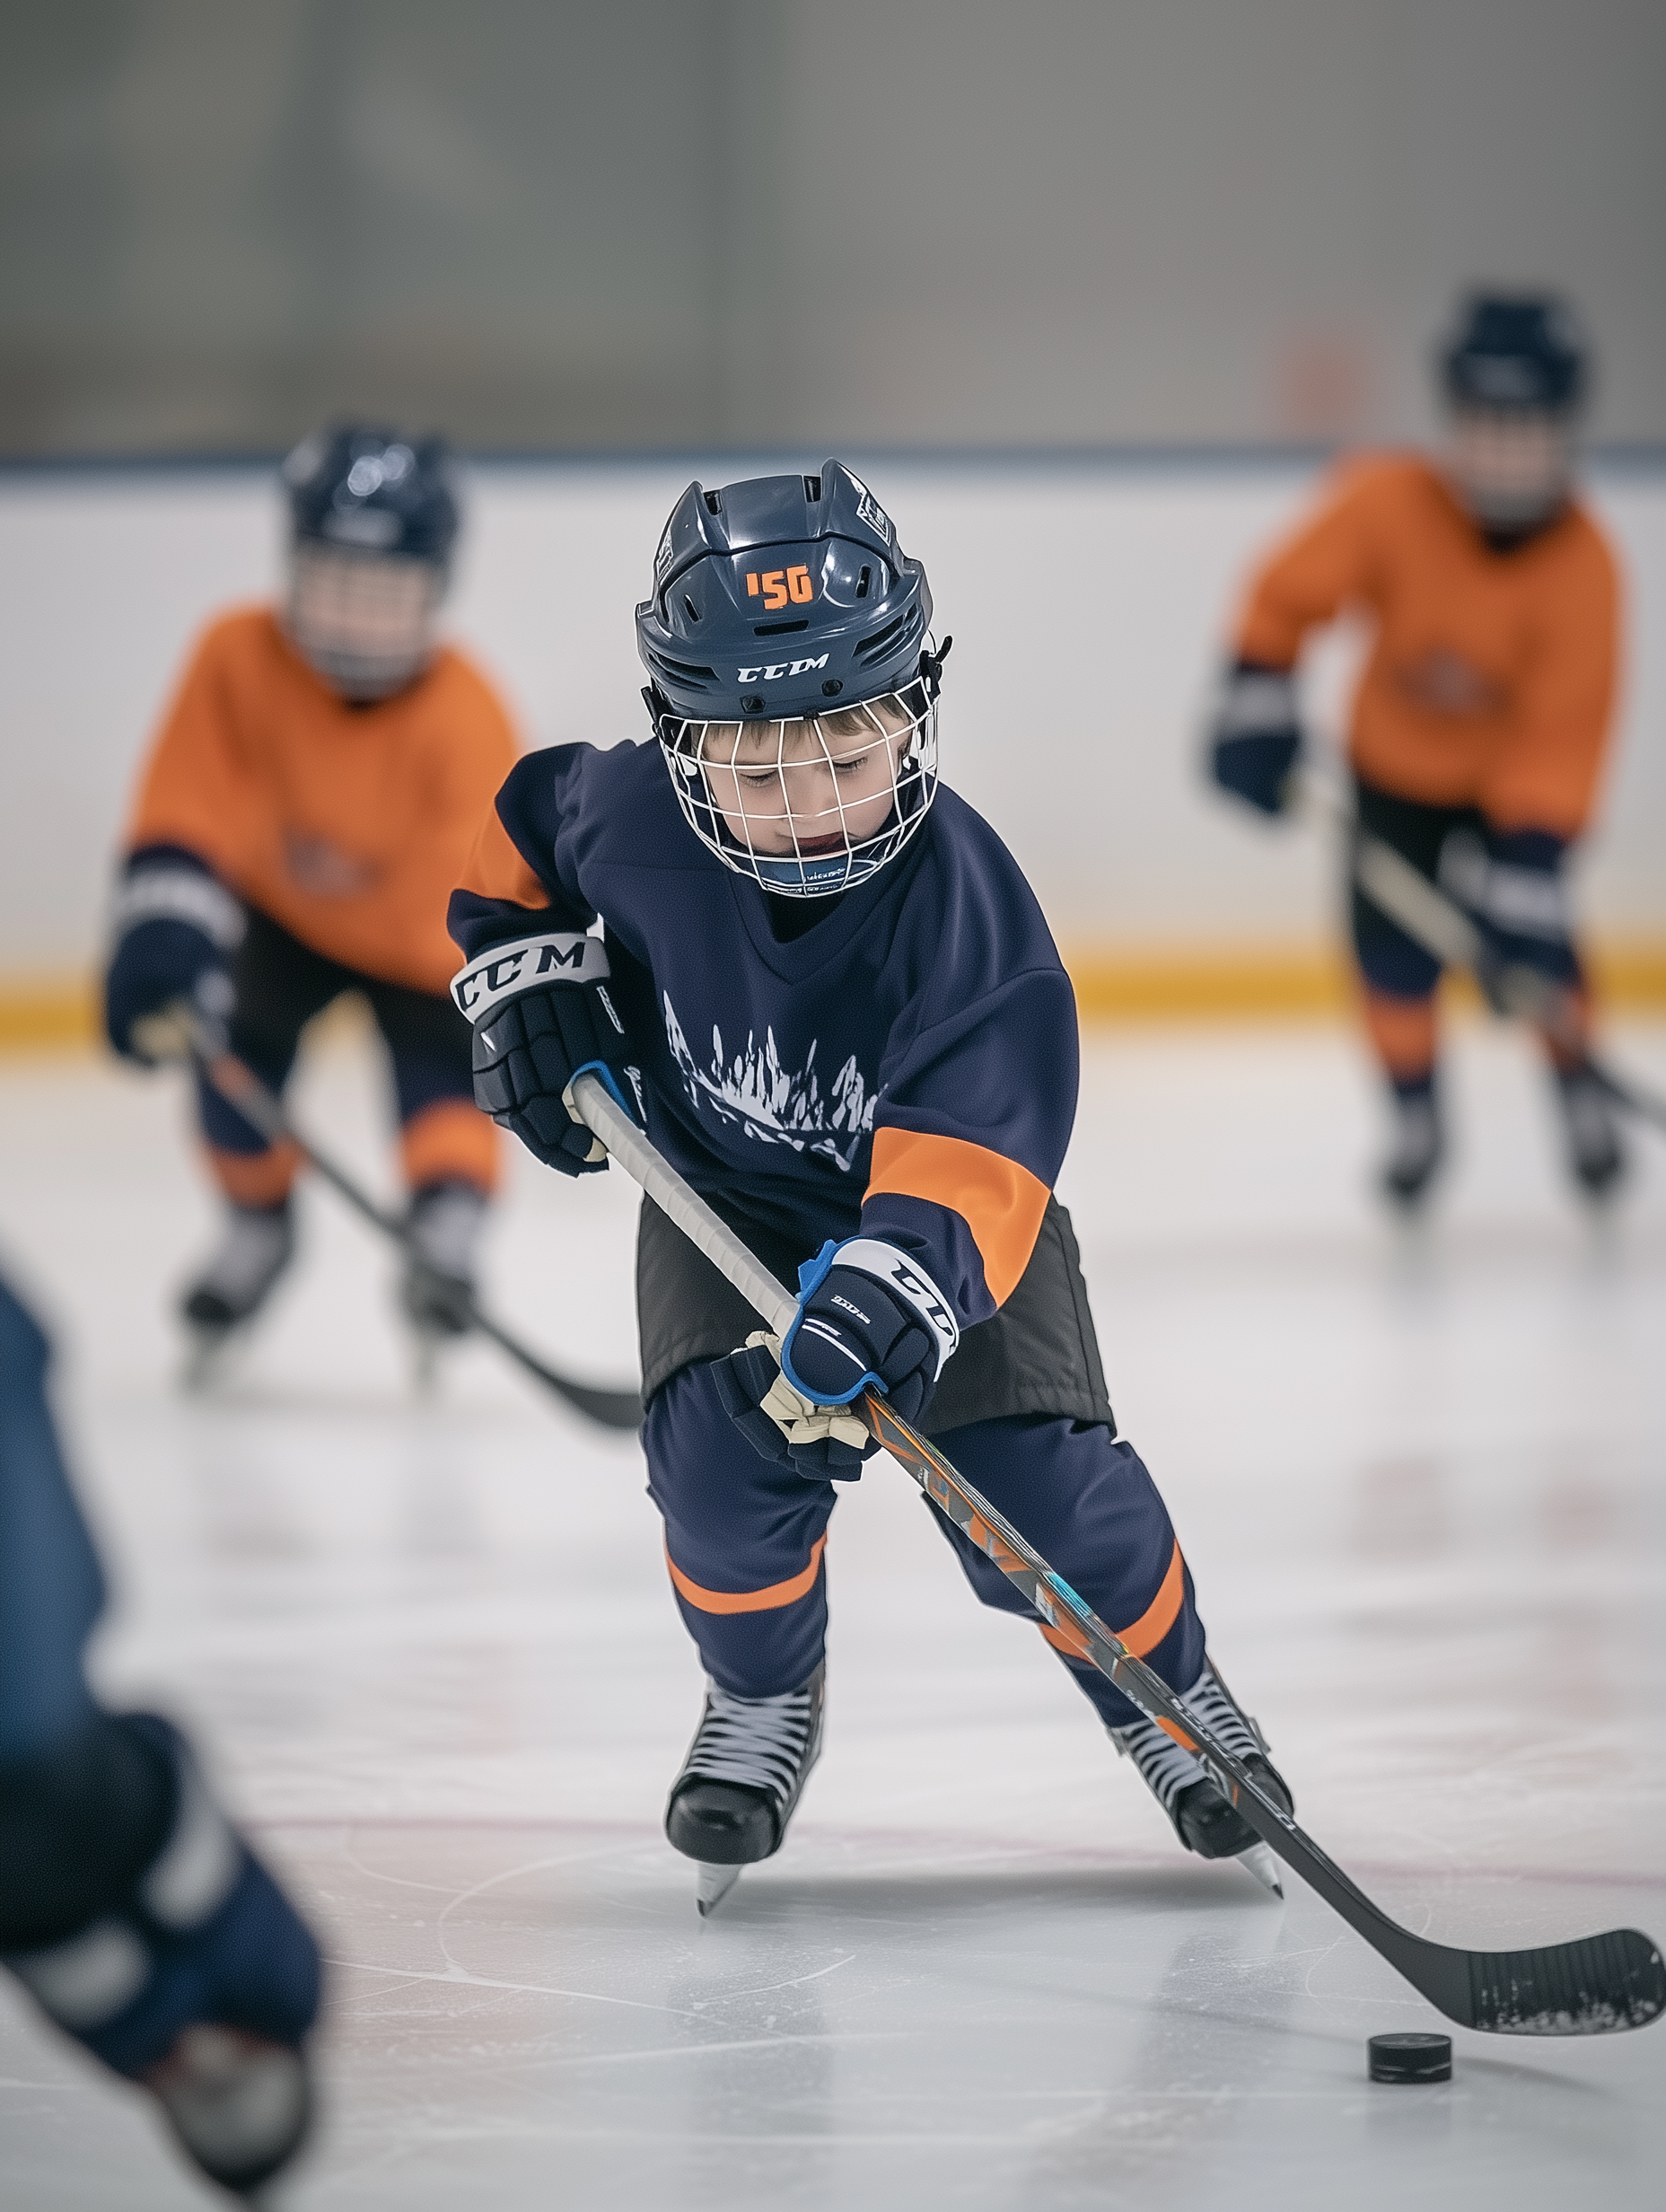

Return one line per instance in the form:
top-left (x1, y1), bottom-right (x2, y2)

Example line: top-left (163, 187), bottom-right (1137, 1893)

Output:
top-left (103, 426), bottom-right (517, 1355)
top-left (447, 462), bottom-right (1293, 1903)
top-left (1208, 294), bottom-right (1623, 1207)
top-left (0, 1271), bottom-right (320, 2193)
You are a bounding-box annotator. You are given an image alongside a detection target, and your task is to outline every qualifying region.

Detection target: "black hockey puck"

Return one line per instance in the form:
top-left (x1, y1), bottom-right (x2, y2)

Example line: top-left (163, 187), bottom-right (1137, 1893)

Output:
top-left (1368, 2032), bottom-right (1451, 2084)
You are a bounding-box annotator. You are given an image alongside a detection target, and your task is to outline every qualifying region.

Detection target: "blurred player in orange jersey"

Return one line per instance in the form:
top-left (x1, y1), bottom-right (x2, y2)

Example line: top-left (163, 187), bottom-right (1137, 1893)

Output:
top-left (103, 427), bottom-right (519, 1356)
top-left (1208, 295), bottom-right (1624, 1207)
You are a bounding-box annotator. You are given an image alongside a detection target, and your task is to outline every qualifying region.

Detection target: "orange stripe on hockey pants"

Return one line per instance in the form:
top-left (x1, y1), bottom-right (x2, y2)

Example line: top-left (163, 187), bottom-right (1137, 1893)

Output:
top-left (644, 1358), bottom-right (1205, 1726)
top-left (665, 1534), bottom-right (829, 1615)
top-left (1362, 989), bottom-right (1439, 1084)
top-left (1037, 1536), bottom-right (1186, 1663)
top-left (206, 1139), bottom-right (304, 1209)
top-left (399, 1099), bottom-right (500, 1195)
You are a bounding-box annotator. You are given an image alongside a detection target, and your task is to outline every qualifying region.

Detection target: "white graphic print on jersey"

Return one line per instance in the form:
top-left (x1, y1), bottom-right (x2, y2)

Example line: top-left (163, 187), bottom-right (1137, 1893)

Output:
top-left (662, 990), bottom-right (877, 1171)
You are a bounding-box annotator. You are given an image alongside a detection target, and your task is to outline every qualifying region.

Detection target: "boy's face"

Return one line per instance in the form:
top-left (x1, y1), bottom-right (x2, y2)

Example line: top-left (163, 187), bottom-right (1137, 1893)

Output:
top-left (1445, 407), bottom-right (1571, 532)
top-left (286, 544), bottom-right (443, 700)
top-left (699, 696), bottom-right (916, 859)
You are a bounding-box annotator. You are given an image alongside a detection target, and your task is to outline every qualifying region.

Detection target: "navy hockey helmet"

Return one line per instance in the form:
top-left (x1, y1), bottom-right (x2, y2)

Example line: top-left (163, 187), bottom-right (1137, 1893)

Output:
top-left (1440, 294), bottom-right (1587, 417)
top-left (636, 461), bottom-right (949, 897)
top-left (636, 461), bottom-right (935, 723)
top-left (283, 425), bottom-right (460, 565)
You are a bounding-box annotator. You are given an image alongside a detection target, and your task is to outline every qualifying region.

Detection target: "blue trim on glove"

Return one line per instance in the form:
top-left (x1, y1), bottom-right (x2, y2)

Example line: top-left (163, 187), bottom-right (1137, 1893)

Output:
top-left (779, 1241), bottom-right (885, 1408)
top-left (568, 1058), bottom-right (637, 1124)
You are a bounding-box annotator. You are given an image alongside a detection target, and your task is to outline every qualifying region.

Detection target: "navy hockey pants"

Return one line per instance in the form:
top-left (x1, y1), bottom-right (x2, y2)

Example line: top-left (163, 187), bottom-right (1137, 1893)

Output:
top-left (197, 905), bottom-right (496, 1208)
top-left (644, 1360), bottom-right (1206, 1729)
top-left (0, 1279), bottom-right (103, 1766)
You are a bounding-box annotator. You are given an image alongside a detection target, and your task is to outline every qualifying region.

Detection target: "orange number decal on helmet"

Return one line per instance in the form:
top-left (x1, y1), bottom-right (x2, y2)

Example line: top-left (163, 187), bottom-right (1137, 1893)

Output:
top-left (744, 566), bottom-right (815, 611)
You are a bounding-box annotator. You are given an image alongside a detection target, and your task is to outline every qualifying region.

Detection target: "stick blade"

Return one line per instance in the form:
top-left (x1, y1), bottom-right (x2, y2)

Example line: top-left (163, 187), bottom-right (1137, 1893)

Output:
top-left (559, 1382), bottom-right (644, 1432)
top-left (1466, 1927), bottom-right (1665, 2035)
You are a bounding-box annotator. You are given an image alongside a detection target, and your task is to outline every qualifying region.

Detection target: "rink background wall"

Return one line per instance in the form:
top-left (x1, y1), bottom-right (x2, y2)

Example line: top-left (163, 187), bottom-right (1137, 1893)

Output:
top-left (2, 454), bottom-right (1662, 1040)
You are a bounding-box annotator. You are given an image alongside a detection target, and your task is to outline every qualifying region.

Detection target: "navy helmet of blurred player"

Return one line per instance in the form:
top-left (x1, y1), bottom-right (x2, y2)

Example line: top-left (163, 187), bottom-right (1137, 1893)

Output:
top-left (283, 425), bottom-right (460, 701)
top-left (1439, 293), bottom-right (1587, 540)
top-left (637, 461), bottom-right (949, 898)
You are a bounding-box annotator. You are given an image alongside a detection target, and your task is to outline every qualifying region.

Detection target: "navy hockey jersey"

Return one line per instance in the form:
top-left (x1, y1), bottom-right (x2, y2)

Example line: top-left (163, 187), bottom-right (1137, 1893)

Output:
top-left (448, 740), bottom-right (1078, 1333)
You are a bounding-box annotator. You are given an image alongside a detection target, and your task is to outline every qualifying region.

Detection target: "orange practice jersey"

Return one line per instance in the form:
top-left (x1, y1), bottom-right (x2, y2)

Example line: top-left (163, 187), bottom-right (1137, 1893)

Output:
top-left (1233, 455), bottom-right (1620, 837)
top-left (126, 608), bottom-right (519, 995)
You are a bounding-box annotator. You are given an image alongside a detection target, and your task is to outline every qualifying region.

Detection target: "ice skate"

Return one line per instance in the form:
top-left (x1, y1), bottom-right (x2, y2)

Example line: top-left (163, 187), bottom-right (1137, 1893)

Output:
top-left (1555, 1066), bottom-right (1625, 1203)
top-left (400, 1181), bottom-right (486, 1385)
top-left (1109, 1662), bottom-right (1293, 1895)
top-left (180, 1203), bottom-right (294, 1378)
top-left (665, 1664), bottom-right (825, 1916)
top-left (1379, 1090), bottom-right (1442, 1211)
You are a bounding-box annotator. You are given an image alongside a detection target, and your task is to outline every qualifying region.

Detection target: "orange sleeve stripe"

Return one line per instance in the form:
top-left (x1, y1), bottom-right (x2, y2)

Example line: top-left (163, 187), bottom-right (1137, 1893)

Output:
top-left (664, 1533), bottom-right (827, 1616)
top-left (865, 1127), bottom-right (1049, 1307)
top-left (457, 803), bottom-right (551, 911)
top-left (1037, 1539), bottom-right (1186, 1665)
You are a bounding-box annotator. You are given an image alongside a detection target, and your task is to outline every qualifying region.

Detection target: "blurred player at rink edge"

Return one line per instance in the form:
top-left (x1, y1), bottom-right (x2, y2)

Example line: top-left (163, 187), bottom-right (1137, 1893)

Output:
top-left (446, 460), bottom-right (1295, 1905)
top-left (101, 426), bottom-right (517, 1361)
top-left (0, 1269), bottom-right (321, 2195)
top-left (1207, 293), bottom-right (1623, 1208)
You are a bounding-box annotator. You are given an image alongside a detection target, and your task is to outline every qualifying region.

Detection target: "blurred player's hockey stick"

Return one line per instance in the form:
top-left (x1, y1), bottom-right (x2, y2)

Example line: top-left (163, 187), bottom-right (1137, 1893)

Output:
top-left (572, 1069), bottom-right (1664, 2035)
top-left (1295, 773), bottom-right (1666, 1136)
top-left (167, 1009), bottom-right (643, 1430)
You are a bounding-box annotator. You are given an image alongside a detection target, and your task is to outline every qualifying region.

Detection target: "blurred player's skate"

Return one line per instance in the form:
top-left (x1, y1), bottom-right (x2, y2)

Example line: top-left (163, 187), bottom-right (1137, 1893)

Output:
top-left (1379, 1089), bottom-right (1442, 1211)
top-left (180, 1202), bottom-right (294, 1381)
top-left (2, 1715), bottom-right (320, 2197)
top-left (1109, 1663), bottom-right (1292, 1895)
top-left (1554, 1066), bottom-right (1626, 1203)
top-left (400, 1181), bottom-right (487, 1388)
top-left (665, 1664), bottom-right (825, 1916)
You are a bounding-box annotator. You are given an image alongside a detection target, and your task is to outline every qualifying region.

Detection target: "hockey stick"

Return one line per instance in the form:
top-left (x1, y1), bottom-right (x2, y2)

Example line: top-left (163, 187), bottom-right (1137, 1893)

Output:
top-left (177, 1012), bottom-right (643, 1431)
top-left (571, 1069), bottom-right (1663, 2035)
top-left (1296, 775), bottom-right (1666, 1137)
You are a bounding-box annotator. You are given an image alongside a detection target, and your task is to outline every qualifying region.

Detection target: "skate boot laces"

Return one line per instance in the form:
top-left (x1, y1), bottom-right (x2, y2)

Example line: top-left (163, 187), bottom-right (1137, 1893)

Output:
top-left (1109, 1665), bottom-right (1270, 1815)
top-left (679, 1675), bottom-right (823, 1811)
top-left (191, 1207), bottom-right (294, 1313)
top-left (408, 1181), bottom-right (486, 1278)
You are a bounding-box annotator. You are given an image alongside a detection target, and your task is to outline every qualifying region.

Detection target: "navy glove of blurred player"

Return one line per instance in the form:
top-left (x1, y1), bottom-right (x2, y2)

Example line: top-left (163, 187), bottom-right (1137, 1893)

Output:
top-left (1209, 659), bottom-right (1304, 817)
top-left (715, 1238), bottom-right (960, 1479)
top-left (103, 847), bottom-right (242, 1064)
top-left (451, 928), bottom-right (644, 1176)
top-left (1437, 823), bottom-right (1582, 999)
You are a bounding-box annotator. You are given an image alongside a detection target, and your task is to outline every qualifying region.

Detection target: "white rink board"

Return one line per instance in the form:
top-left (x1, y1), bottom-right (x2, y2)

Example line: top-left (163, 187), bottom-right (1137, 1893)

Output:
top-left (1, 455), bottom-right (1663, 972)
top-left (0, 1022), bottom-right (1662, 2210)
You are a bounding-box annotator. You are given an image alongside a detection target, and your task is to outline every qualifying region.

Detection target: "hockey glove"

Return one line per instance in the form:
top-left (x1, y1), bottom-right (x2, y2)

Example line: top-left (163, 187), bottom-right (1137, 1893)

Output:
top-left (715, 1238), bottom-right (960, 1479)
top-left (103, 848), bottom-right (242, 1065)
top-left (1209, 659), bottom-right (1303, 817)
top-left (1438, 824), bottom-right (1581, 1005)
top-left (451, 929), bottom-right (644, 1176)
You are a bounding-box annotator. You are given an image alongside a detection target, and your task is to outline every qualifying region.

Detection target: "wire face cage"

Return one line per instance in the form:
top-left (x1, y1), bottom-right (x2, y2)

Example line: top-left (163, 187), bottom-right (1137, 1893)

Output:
top-left (660, 674), bottom-right (940, 897)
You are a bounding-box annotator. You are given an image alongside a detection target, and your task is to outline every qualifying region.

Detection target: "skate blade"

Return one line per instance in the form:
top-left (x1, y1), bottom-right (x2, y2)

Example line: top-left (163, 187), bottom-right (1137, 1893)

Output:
top-left (410, 1330), bottom-right (442, 1396)
top-left (696, 1864), bottom-right (742, 1918)
top-left (180, 1326), bottom-right (240, 1393)
top-left (1237, 1841), bottom-right (1284, 1898)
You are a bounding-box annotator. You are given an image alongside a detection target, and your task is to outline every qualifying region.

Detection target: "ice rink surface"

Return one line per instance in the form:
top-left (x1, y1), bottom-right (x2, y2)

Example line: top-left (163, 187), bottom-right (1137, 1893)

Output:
top-left (1, 1017), bottom-right (1662, 2211)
